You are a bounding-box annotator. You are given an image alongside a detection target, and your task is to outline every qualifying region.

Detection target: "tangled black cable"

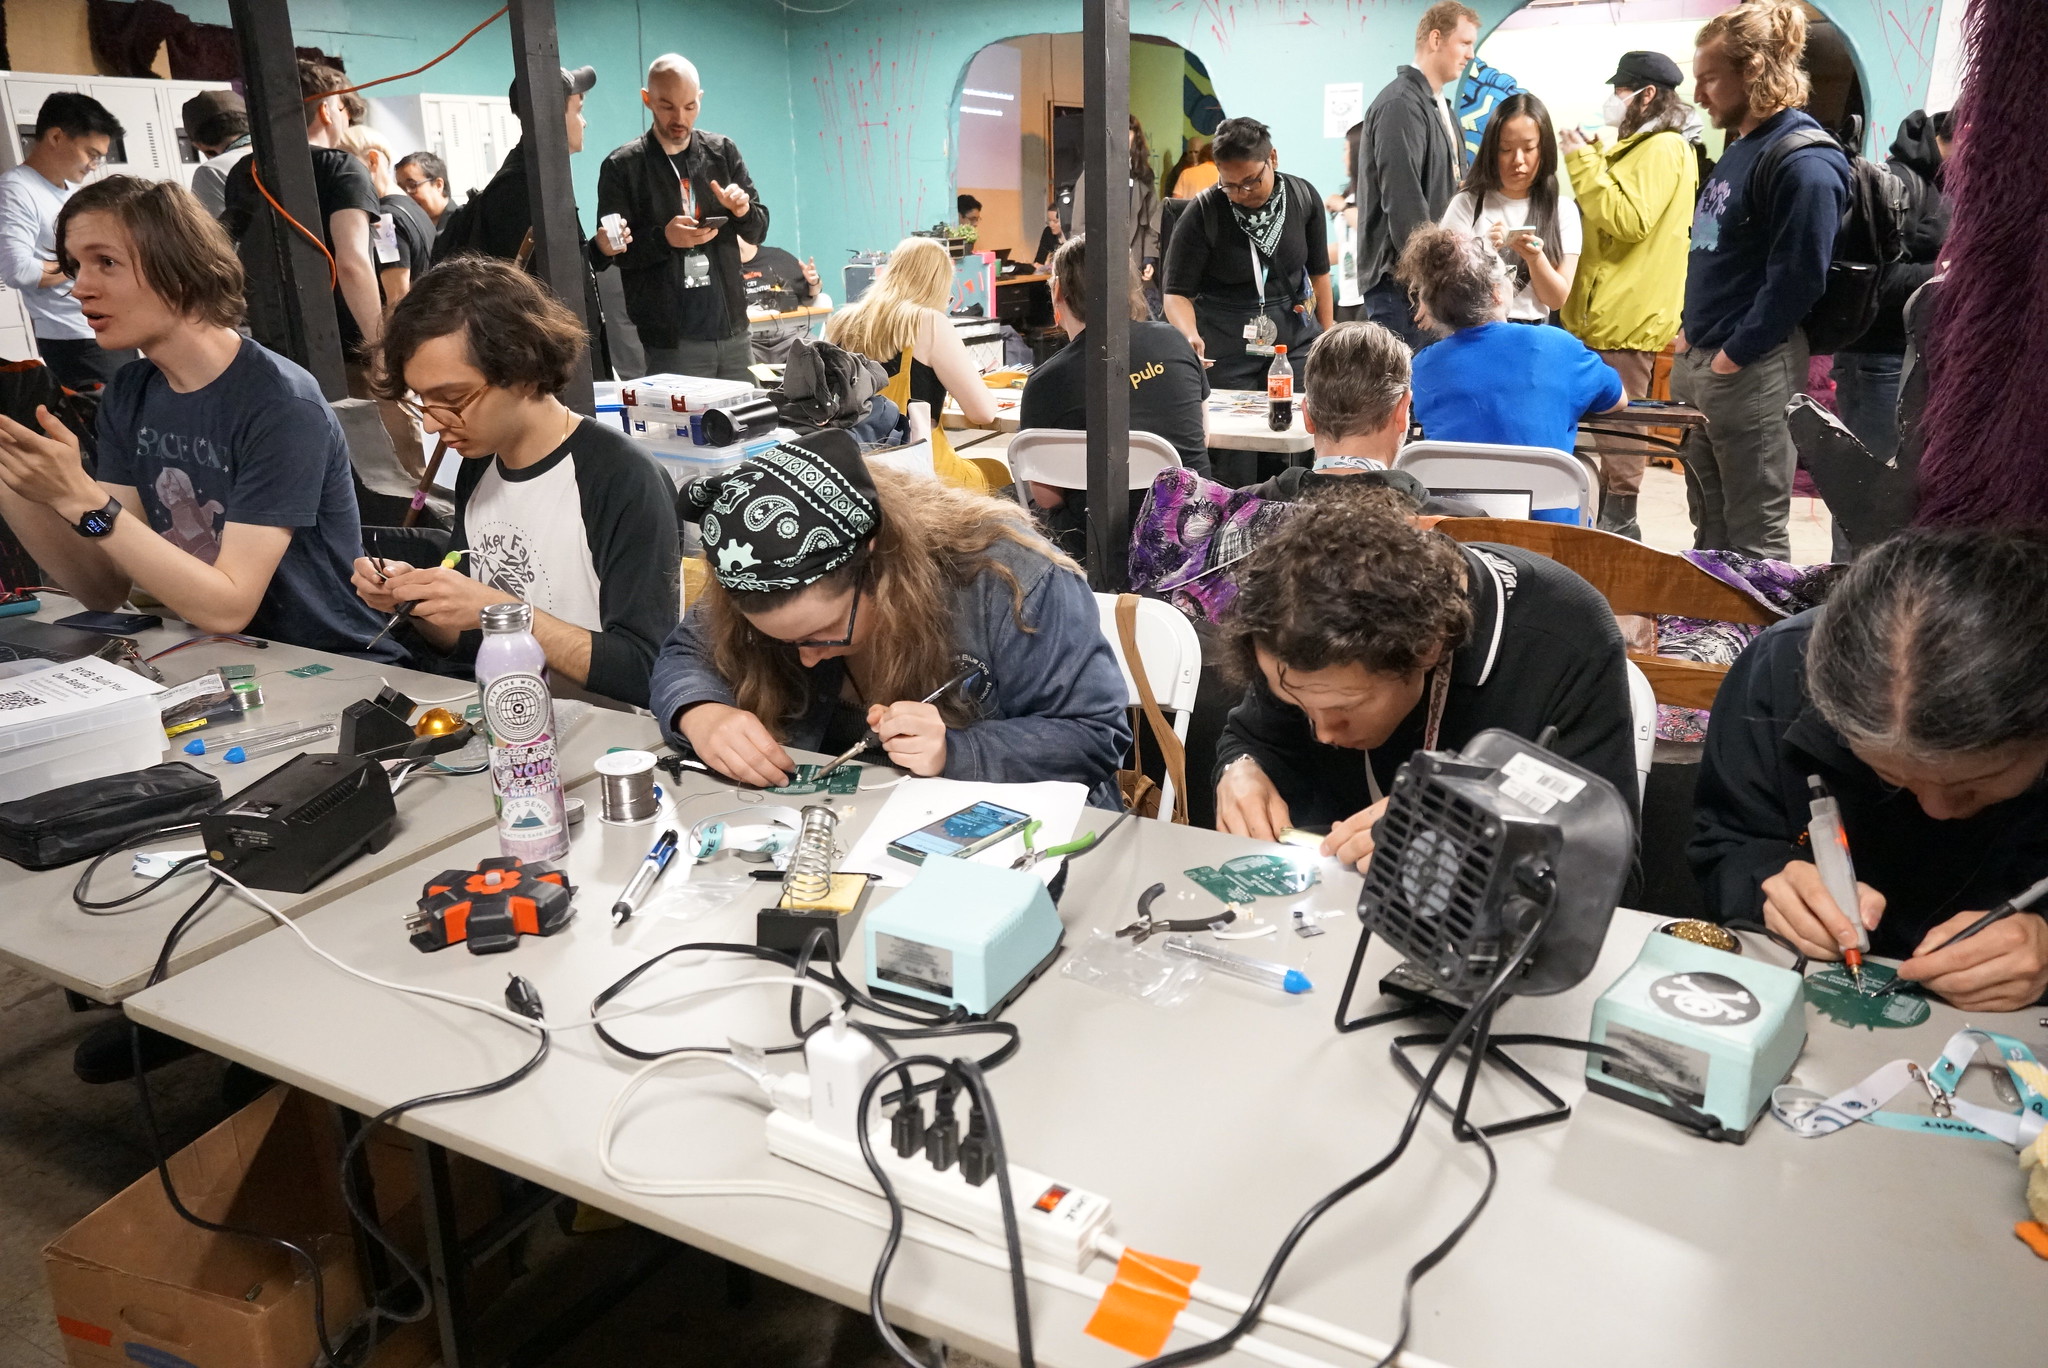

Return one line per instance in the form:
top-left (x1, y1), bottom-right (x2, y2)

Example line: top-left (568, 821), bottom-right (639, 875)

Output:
top-left (73, 822), bottom-right (206, 913)
top-left (1128, 902), bottom-right (1559, 1368)
top-left (855, 1056), bottom-right (1034, 1368)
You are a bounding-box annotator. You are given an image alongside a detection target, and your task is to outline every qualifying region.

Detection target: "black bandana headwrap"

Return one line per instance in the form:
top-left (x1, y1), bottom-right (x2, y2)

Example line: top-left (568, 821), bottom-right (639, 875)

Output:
top-left (679, 429), bottom-right (880, 593)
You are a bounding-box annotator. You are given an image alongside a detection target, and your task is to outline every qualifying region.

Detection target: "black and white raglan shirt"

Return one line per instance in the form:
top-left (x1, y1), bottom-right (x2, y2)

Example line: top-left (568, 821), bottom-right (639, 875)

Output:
top-left (440, 417), bottom-right (680, 708)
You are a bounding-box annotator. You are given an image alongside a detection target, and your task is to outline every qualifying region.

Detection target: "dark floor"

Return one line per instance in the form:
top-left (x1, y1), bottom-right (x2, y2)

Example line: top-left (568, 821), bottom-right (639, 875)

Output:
top-left (0, 959), bottom-right (990, 1368)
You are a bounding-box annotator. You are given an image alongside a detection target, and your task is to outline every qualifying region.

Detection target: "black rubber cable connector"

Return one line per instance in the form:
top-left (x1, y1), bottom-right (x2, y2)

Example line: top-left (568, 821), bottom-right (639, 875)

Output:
top-left (925, 1079), bottom-right (960, 1170)
top-left (957, 1102), bottom-right (996, 1186)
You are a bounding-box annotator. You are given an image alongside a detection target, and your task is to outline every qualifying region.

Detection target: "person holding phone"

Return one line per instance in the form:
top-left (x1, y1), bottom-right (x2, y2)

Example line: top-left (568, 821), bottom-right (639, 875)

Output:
top-left (0, 176), bottom-right (396, 658)
top-left (595, 52), bottom-right (767, 383)
top-left (1439, 92), bottom-right (1579, 323)
top-left (649, 430), bottom-right (1131, 809)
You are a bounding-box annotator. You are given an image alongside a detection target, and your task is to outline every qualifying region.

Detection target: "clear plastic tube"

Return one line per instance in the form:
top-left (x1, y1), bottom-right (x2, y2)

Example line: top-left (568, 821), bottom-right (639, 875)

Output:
top-left (222, 723), bottom-right (337, 763)
top-left (1161, 934), bottom-right (1313, 994)
top-left (183, 718), bottom-right (318, 755)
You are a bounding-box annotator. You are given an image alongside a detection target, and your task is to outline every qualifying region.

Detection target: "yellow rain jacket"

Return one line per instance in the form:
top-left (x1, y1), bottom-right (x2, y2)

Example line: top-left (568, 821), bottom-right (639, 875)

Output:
top-left (1561, 129), bottom-right (1698, 353)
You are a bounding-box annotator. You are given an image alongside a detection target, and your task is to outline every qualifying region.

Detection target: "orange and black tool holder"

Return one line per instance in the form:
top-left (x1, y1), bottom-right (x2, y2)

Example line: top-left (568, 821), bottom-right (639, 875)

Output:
top-left (410, 856), bottom-right (576, 954)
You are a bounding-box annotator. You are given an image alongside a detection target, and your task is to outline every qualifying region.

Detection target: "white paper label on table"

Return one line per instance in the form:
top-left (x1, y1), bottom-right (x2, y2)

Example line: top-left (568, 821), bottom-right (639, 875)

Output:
top-left (0, 656), bottom-right (161, 726)
top-left (839, 778), bottom-right (1087, 888)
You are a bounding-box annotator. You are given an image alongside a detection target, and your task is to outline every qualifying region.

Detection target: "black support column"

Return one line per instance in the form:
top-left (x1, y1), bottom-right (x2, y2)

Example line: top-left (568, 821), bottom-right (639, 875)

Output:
top-left (1081, 0), bottom-right (1132, 590)
top-left (508, 0), bottom-right (596, 413)
top-left (229, 0), bottom-right (345, 399)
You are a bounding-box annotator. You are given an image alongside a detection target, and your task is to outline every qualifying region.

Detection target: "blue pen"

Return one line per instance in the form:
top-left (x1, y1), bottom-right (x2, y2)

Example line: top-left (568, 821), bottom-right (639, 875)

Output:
top-left (612, 828), bottom-right (680, 925)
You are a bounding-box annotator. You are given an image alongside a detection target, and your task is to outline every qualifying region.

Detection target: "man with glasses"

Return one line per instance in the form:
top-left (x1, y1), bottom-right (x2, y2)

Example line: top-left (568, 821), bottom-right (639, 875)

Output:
top-left (394, 151), bottom-right (452, 234)
top-left (0, 92), bottom-right (137, 388)
top-left (352, 256), bottom-right (678, 708)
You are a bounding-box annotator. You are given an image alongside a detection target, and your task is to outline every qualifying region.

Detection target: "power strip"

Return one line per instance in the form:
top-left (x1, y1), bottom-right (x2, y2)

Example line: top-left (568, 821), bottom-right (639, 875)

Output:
top-left (764, 1109), bottom-right (1112, 1272)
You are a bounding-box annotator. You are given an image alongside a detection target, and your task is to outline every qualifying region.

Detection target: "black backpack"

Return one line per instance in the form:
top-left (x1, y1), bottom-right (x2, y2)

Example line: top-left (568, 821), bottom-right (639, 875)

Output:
top-left (1749, 127), bottom-right (1905, 354)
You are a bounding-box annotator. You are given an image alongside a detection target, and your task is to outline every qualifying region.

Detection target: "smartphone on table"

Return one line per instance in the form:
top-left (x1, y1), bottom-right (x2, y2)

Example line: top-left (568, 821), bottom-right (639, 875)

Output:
top-left (53, 610), bottom-right (161, 635)
top-left (887, 801), bottom-right (1032, 867)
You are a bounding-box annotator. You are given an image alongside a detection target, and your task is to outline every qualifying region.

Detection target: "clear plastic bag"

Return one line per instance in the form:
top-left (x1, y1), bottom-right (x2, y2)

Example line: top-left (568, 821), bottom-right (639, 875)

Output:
top-left (1061, 929), bottom-right (1204, 1007)
top-left (643, 870), bottom-right (753, 923)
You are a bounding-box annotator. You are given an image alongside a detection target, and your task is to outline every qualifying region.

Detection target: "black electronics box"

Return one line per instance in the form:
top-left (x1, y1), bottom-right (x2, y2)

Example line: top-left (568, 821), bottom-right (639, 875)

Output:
top-left (756, 878), bottom-right (874, 962)
top-left (202, 753), bottom-right (397, 893)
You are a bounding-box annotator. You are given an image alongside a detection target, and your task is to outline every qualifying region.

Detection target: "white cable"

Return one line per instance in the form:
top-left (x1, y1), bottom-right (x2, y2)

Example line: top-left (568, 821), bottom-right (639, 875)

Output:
top-left (597, 1072), bottom-right (1345, 1368)
top-left (207, 868), bottom-right (845, 1033)
top-left (1094, 1235), bottom-right (1452, 1368)
top-left (859, 773), bottom-right (908, 790)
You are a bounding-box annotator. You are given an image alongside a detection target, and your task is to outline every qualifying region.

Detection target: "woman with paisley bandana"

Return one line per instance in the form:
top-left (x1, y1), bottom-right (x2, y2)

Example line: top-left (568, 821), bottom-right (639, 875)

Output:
top-left (650, 430), bottom-right (1132, 808)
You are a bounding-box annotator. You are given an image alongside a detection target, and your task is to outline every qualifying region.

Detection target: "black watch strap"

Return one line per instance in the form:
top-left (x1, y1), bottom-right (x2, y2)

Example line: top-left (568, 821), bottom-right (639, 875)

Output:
top-left (73, 495), bottom-right (121, 539)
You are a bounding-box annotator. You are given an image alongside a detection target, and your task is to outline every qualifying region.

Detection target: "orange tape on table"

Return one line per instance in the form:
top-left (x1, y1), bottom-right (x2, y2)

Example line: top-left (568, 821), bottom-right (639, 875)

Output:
top-left (1083, 1247), bottom-right (1202, 1358)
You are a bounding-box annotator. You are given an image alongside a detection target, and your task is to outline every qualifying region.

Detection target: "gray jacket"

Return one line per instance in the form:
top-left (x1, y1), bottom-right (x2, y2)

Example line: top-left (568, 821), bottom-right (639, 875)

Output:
top-left (1356, 66), bottom-right (1465, 287)
top-left (650, 536), bottom-right (1133, 809)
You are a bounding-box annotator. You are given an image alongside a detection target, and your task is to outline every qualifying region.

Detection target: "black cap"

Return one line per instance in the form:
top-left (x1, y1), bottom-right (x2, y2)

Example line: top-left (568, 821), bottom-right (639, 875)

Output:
top-left (1605, 51), bottom-right (1684, 90)
top-left (506, 65), bottom-right (597, 104)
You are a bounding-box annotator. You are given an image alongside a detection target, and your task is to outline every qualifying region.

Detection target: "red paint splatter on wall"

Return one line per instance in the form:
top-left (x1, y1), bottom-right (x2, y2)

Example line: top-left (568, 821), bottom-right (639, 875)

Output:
top-left (811, 24), bottom-right (942, 233)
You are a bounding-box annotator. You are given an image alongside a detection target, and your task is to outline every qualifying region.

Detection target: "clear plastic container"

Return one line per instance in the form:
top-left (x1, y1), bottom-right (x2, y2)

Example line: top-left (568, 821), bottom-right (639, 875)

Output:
top-left (0, 690), bottom-right (163, 803)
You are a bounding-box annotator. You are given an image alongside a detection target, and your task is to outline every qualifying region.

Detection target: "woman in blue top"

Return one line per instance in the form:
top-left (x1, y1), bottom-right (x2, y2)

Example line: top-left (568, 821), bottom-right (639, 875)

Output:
top-left (1401, 223), bottom-right (1625, 455)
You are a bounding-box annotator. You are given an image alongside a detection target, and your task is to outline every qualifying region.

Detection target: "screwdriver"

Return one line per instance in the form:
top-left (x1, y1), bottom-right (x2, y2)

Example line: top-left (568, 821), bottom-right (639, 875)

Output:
top-left (366, 549), bottom-right (469, 649)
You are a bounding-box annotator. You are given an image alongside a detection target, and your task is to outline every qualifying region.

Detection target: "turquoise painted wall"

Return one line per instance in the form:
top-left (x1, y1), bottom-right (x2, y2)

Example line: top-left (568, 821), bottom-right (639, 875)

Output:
top-left (775, 0), bottom-right (1942, 276)
top-left (176, 0), bottom-right (799, 244)
top-left (173, 0), bottom-right (1945, 291)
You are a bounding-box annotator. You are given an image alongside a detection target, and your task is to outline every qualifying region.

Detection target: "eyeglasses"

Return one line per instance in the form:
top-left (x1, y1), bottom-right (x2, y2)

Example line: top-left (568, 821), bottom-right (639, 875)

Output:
top-left (396, 178), bottom-right (428, 193)
top-left (397, 385), bottom-right (490, 430)
top-left (1218, 163), bottom-right (1273, 195)
top-left (788, 573), bottom-right (864, 649)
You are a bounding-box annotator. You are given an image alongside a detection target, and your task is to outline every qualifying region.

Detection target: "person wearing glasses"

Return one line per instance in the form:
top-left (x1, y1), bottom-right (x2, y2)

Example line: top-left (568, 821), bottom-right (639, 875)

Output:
top-left (650, 430), bottom-right (1130, 806)
top-left (350, 256), bottom-right (679, 708)
top-left (1163, 115), bottom-right (1333, 393)
top-left (0, 176), bottom-right (396, 659)
top-left (0, 92), bottom-right (137, 388)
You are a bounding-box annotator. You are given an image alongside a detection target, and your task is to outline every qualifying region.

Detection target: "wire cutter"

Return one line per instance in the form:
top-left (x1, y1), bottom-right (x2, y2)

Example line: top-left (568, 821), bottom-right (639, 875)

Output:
top-left (1114, 881), bottom-right (1237, 945)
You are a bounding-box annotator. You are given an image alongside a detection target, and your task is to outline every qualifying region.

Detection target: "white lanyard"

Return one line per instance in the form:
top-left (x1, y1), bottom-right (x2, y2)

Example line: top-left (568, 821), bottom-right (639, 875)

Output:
top-left (1247, 237), bottom-right (1268, 306)
top-left (1771, 1027), bottom-right (2048, 1146)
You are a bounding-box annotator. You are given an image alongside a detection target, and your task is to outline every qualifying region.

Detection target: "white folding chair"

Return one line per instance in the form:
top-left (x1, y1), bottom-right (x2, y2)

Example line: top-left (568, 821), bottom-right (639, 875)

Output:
top-left (1093, 592), bottom-right (1201, 819)
top-left (1006, 428), bottom-right (1181, 510)
top-left (1394, 440), bottom-right (1597, 526)
top-left (1625, 659), bottom-right (1656, 812)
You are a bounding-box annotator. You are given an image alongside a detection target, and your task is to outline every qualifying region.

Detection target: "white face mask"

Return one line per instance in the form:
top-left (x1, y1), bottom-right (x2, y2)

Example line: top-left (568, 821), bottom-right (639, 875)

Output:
top-left (1603, 90), bottom-right (1637, 128)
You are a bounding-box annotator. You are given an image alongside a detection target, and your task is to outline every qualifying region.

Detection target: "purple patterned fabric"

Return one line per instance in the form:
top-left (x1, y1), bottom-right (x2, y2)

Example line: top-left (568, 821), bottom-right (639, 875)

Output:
top-left (1126, 469), bottom-right (1299, 622)
top-left (1653, 550), bottom-right (1846, 741)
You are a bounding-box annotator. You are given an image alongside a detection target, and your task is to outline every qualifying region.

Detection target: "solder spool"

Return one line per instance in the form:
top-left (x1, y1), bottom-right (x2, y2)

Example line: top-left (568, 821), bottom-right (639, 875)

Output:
top-left (783, 804), bottom-right (840, 904)
top-left (593, 750), bottom-right (659, 824)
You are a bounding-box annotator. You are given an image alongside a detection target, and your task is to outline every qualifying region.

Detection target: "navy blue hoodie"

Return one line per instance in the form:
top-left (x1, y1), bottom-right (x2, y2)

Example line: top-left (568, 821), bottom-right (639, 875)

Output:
top-left (1682, 108), bottom-right (1850, 366)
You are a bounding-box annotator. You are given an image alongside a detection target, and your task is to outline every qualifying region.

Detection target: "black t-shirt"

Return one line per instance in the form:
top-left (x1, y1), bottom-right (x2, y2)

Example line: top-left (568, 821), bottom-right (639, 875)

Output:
top-left (377, 192), bottom-right (434, 278)
top-left (741, 245), bottom-right (816, 313)
top-left (667, 147), bottom-right (730, 340)
top-left (1163, 173), bottom-right (1329, 311)
top-left (1017, 320), bottom-right (1211, 472)
top-left (1034, 227), bottom-right (1065, 267)
top-left (222, 148), bottom-right (382, 354)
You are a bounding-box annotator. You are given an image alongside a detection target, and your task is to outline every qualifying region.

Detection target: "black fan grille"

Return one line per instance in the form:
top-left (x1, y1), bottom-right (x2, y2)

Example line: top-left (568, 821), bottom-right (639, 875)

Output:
top-left (288, 763), bottom-right (369, 825)
top-left (1360, 773), bottom-right (1501, 974)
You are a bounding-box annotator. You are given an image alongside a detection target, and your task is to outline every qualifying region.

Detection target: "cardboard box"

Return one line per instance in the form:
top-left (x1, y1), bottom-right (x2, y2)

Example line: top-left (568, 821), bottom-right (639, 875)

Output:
top-left (43, 1087), bottom-right (365, 1368)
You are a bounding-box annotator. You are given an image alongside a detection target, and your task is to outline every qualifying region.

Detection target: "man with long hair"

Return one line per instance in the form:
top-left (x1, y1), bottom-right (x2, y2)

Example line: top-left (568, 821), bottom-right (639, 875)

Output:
top-left (1670, 0), bottom-right (1849, 560)
top-left (0, 176), bottom-right (390, 657)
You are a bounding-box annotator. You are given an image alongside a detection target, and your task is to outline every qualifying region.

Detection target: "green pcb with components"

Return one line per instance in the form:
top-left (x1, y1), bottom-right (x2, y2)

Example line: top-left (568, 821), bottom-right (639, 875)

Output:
top-left (768, 763), bottom-right (862, 796)
top-left (1184, 854), bottom-right (1320, 903)
top-left (1803, 963), bottom-right (1932, 1030)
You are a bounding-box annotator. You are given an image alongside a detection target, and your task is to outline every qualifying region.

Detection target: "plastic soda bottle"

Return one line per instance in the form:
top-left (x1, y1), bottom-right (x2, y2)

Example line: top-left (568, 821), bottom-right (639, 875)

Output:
top-left (1267, 344), bottom-right (1294, 432)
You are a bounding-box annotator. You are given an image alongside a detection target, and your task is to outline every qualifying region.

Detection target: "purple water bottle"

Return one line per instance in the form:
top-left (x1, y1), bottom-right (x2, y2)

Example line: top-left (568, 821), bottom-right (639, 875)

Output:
top-left (477, 602), bottom-right (569, 862)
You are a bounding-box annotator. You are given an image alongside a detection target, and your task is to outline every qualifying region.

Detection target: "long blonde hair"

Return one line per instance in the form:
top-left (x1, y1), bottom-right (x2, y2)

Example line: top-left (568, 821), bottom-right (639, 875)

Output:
top-left (1697, 0), bottom-right (1810, 120)
top-left (824, 236), bottom-right (953, 362)
top-left (700, 468), bottom-right (1078, 736)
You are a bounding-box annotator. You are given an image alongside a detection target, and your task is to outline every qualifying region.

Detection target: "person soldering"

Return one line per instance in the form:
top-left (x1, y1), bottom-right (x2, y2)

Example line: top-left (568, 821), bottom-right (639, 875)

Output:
top-left (1692, 528), bottom-right (2048, 1012)
top-left (349, 257), bottom-right (678, 709)
top-left (647, 430), bottom-right (1131, 808)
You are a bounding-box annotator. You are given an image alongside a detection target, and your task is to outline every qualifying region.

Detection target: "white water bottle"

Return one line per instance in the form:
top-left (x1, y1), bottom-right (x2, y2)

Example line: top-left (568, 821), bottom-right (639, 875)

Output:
top-left (477, 602), bottom-right (569, 862)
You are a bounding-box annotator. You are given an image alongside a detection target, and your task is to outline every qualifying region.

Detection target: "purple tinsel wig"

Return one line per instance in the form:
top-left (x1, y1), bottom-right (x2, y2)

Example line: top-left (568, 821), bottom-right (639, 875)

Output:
top-left (1916, 0), bottom-right (2048, 526)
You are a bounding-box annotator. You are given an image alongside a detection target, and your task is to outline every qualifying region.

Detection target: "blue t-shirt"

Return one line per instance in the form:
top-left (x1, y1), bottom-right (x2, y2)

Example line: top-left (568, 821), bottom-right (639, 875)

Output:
top-left (1410, 322), bottom-right (1623, 454)
top-left (96, 338), bottom-right (398, 659)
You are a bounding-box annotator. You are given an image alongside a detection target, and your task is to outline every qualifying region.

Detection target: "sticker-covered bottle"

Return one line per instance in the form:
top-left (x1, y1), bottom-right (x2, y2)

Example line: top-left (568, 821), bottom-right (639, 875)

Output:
top-left (477, 602), bottom-right (569, 862)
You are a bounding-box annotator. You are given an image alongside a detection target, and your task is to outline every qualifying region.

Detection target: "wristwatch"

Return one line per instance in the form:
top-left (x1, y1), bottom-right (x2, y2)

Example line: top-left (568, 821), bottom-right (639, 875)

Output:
top-left (73, 495), bottom-right (121, 539)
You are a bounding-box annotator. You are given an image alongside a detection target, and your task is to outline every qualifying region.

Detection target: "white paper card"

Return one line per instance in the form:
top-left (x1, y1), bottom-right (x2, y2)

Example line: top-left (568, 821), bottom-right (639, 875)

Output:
top-left (840, 778), bottom-right (1088, 888)
top-left (1323, 82), bottom-right (1365, 139)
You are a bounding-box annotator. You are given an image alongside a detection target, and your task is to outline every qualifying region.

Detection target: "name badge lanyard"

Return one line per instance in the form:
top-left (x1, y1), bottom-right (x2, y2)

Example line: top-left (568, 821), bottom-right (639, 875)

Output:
top-left (1242, 240), bottom-right (1278, 350)
top-left (671, 153), bottom-right (710, 287)
top-left (1771, 1026), bottom-right (2048, 1146)
top-left (1363, 549), bottom-right (1507, 805)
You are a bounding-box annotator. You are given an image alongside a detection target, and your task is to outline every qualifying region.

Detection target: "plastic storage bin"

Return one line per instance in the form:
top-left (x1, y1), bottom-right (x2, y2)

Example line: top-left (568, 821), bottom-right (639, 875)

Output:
top-left (0, 688), bottom-right (165, 803)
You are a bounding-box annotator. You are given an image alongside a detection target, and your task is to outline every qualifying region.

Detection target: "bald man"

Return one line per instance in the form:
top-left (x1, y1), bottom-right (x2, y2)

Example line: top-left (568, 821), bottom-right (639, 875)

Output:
top-left (595, 53), bottom-right (768, 382)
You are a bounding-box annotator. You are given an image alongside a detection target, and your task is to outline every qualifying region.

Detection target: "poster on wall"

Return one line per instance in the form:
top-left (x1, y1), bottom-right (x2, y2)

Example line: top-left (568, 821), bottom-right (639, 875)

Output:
top-left (1323, 82), bottom-right (1364, 138)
